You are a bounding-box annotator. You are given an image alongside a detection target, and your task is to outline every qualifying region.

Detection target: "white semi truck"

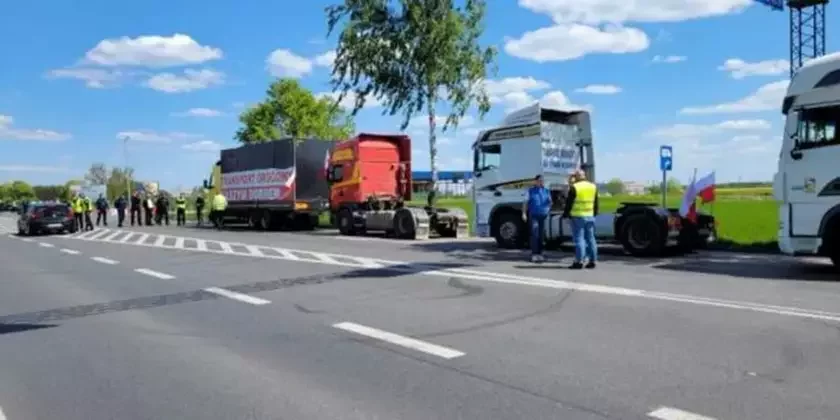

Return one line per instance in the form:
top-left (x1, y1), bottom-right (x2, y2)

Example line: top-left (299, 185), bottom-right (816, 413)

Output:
top-left (773, 52), bottom-right (840, 268)
top-left (470, 103), bottom-right (715, 256)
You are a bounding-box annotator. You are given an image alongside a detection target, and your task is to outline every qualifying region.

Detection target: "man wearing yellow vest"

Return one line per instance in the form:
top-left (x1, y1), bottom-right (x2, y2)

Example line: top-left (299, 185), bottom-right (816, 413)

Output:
top-left (72, 194), bottom-right (85, 232)
top-left (210, 192), bottom-right (227, 230)
top-left (175, 193), bottom-right (187, 226)
top-left (563, 169), bottom-right (599, 269)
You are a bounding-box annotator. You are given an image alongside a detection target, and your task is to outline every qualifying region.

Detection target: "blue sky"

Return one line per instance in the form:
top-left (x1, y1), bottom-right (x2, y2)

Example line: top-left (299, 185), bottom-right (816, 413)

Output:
top-left (0, 0), bottom-right (829, 190)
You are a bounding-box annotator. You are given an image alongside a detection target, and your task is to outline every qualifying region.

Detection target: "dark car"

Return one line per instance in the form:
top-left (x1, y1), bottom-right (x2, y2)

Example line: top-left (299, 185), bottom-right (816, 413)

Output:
top-left (17, 202), bottom-right (76, 236)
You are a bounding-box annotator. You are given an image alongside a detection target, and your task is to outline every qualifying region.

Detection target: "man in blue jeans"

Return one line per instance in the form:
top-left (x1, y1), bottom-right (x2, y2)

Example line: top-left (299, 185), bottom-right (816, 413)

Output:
top-left (524, 174), bottom-right (552, 263)
top-left (563, 170), bottom-right (599, 269)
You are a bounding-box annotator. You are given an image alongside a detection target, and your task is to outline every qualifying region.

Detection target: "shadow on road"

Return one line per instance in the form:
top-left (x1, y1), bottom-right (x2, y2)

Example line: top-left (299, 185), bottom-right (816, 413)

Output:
top-left (651, 253), bottom-right (839, 282)
top-left (0, 323), bottom-right (56, 335)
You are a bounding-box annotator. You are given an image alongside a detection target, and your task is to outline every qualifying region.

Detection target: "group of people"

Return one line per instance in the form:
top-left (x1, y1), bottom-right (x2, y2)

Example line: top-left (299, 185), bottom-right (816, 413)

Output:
top-left (525, 170), bottom-right (599, 269)
top-left (68, 191), bottom-right (204, 232)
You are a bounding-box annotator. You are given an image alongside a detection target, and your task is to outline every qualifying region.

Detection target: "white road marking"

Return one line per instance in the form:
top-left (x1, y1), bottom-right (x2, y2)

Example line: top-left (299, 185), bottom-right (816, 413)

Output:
top-left (153, 235), bottom-right (166, 247)
top-left (19, 238), bottom-right (33, 242)
top-left (119, 232), bottom-right (135, 243)
top-left (648, 406), bottom-right (717, 420)
top-left (244, 245), bottom-right (264, 256)
top-left (333, 322), bottom-right (465, 359)
top-left (204, 287), bottom-right (271, 305)
top-left (89, 230), bottom-right (112, 240)
top-left (173, 237), bottom-right (185, 249)
top-left (60, 248), bottom-right (80, 255)
top-left (133, 233), bottom-right (149, 245)
top-left (195, 239), bottom-right (208, 251)
top-left (102, 231), bottom-right (122, 241)
top-left (58, 230), bottom-right (840, 324)
top-left (134, 268), bottom-right (175, 280)
top-left (91, 256), bottom-right (118, 265)
top-left (0, 405), bottom-right (7, 420)
top-left (38, 242), bottom-right (54, 248)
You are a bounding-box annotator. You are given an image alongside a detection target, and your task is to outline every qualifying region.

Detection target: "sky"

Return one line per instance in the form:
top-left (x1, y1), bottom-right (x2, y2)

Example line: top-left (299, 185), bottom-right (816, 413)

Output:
top-left (0, 0), bottom-right (831, 190)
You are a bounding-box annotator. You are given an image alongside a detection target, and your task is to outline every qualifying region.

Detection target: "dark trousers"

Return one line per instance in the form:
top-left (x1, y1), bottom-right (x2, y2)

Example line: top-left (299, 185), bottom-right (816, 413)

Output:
top-left (529, 214), bottom-right (546, 256)
top-left (209, 210), bottom-right (223, 229)
top-left (96, 210), bottom-right (108, 226)
top-left (144, 208), bottom-right (153, 225)
top-left (74, 214), bottom-right (84, 232)
top-left (117, 209), bottom-right (125, 227)
top-left (131, 208), bottom-right (142, 226)
top-left (195, 206), bottom-right (203, 225)
top-left (84, 212), bottom-right (94, 230)
top-left (156, 208), bottom-right (169, 225)
top-left (176, 208), bottom-right (186, 226)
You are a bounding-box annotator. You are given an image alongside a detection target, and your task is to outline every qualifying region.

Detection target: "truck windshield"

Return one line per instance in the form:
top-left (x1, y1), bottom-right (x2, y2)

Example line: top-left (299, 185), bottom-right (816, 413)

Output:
top-left (540, 119), bottom-right (581, 173)
top-left (795, 105), bottom-right (839, 149)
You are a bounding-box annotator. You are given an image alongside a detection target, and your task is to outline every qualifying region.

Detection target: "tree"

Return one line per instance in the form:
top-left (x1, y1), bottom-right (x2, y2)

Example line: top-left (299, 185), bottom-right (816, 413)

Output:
top-left (0, 183), bottom-right (9, 201)
top-left (106, 167), bottom-right (134, 201)
top-left (60, 180), bottom-right (82, 202)
top-left (604, 178), bottom-right (626, 195)
top-left (234, 78), bottom-right (355, 143)
top-left (326, 0), bottom-right (497, 206)
top-left (85, 163), bottom-right (109, 185)
top-left (7, 180), bottom-right (35, 201)
top-left (32, 185), bottom-right (64, 201)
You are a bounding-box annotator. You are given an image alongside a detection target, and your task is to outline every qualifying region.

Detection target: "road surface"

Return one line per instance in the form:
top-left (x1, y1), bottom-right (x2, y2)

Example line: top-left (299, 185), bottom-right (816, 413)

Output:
top-left (0, 214), bottom-right (838, 420)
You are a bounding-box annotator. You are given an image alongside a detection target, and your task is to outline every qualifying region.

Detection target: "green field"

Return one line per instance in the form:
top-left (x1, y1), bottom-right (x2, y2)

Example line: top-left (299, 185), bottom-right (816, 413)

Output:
top-left (415, 188), bottom-right (779, 251)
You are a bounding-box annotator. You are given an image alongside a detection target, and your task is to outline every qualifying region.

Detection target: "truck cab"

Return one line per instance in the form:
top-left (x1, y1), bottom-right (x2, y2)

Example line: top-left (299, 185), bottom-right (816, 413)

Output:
top-left (773, 52), bottom-right (840, 267)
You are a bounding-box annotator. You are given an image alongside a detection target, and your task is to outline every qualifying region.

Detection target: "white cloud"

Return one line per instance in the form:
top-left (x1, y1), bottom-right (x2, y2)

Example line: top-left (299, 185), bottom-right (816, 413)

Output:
top-left (505, 24), bottom-right (649, 62)
top-left (718, 58), bottom-right (788, 79)
top-left (494, 89), bottom-right (590, 113)
top-left (117, 130), bottom-right (201, 143)
top-left (45, 68), bottom-right (126, 88)
top-left (647, 119), bottom-right (772, 138)
top-left (517, 0), bottom-right (752, 25)
top-left (652, 55), bottom-right (686, 63)
top-left (182, 140), bottom-right (222, 152)
top-left (313, 50), bottom-right (336, 67)
top-left (680, 80), bottom-right (789, 114)
top-left (146, 69), bottom-right (225, 93)
top-left (575, 84), bottom-right (622, 94)
top-left (171, 108), bottom-right (224, 117)
top-left (483, 77), bottom-right (551, 96)
top-left (83, 34), bottom-right (222, 67)
top-left (232, 102), bottom-right (246, 109)
top-left (266, 49), bottom-right (314, 78)
top-left (316, 91), bottom-right (382, 109)
top-left (0, 164), bottom-right (69, 173)
top-left (0, 115), bottom-right (71, 141)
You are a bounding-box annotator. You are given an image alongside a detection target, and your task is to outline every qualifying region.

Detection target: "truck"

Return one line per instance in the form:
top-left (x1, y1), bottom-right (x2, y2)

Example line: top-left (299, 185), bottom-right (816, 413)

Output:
top-left (203, 138), bottom-right (332, 230)
top-left (773, 51), bottom-right (840, 269)
top-left (326, 133), bottom-right (469, 239)
top-left (471, 103), bottom-right (715, 257)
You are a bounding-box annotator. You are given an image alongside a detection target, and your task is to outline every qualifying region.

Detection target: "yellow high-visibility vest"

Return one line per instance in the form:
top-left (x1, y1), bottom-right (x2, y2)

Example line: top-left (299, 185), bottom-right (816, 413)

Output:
top-left (212, 194), bottom-right (227, 211)
top-left (570, 180), bottom-right (596, 217)
top-left (175, 198), bottom-right (187, 210)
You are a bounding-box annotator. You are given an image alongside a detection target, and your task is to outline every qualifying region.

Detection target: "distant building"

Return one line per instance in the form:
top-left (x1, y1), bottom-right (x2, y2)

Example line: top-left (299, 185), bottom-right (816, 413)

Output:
top-left (412, 171), bottom-right (473, 196)
top-left (623, 181), bottom-right (646, 195)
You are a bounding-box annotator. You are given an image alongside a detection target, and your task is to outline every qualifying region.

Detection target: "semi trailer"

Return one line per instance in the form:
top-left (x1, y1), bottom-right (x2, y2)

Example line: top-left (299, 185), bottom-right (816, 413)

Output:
top-left (203, 138), bottom-right (332, 230)
top-left (471, 103), bottom-right (715, 257)
top-left (773, 52), bottom-right (840, 269)
top-left (326, 133), bottom-right (469, 239)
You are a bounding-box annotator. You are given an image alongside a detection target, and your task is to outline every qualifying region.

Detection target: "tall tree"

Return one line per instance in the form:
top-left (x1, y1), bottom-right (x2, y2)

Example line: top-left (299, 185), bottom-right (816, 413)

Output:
top-left (84, 162), bottom-right (109, 185)
top-left (326, 0), bottom-right (497, 206)
top-left (0, 183), bottom-right (9, 201)
top-left (234, 78), bottom-right (355, 143)
top-left (106, 167), bottom-right (134, 201)
top-left (60, 180), bottom-right (82, 202)
top-left (32, 185), bottom-right (64, 201)
top-left (8, 180), bottom-right (35, 201)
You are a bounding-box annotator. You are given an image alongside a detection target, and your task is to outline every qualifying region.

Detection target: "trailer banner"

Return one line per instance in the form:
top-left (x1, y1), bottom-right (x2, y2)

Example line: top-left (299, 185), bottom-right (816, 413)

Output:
top-left (222, 167), bottom-right (296, 201)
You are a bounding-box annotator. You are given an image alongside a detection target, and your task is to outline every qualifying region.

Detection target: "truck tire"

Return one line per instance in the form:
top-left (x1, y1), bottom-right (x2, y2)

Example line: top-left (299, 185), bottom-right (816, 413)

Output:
top-left (393, 209), bottom-right (416, 239)
top-left (337, 209), bottom-right (355, 235)
top-left (494, 211), bottom-right (525, 249)
top-left (821, 218), bottom-right (840, 272)
top-left (259, 210), bottom-right (272, 230)
top-left (619, 213), bottom-right (664, 257)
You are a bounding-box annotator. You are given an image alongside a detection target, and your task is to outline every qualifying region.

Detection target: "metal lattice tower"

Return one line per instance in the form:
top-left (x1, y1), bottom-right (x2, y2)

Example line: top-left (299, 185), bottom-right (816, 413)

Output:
top-left (756, 0), bottom-right (829, 77)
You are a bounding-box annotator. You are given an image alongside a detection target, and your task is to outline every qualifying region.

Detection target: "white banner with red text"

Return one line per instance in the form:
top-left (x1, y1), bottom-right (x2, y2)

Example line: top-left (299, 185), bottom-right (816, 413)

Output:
top-left (221, 167), bottom-right (296, 202)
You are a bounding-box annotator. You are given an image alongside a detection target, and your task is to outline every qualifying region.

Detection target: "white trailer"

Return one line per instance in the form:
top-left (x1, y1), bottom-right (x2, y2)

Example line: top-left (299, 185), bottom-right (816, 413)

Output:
top-left (773, 52), bottom-right (840, 268)
top-left (470, 103), bottom-right (713, 256)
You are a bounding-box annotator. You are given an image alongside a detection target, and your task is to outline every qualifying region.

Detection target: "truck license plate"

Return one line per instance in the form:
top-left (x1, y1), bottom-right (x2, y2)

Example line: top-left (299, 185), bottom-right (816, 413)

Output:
top-left (48, 223), bottom-right (62, 228)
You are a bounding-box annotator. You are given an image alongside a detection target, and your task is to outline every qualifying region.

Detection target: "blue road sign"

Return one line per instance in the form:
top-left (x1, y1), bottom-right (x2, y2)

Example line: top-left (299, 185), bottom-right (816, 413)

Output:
top-left (660, 145), bottom-right (673, 172)
top-left (753, 0), bottom-right (784, 11)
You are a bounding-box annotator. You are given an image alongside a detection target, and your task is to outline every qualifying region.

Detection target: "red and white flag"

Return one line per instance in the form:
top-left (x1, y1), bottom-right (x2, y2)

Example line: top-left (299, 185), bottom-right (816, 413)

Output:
top-left (679, 171), bottom-right (716, 223)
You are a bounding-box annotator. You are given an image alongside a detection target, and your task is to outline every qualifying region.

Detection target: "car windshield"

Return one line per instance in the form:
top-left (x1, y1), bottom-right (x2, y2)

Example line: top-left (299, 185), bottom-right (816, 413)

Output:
top-left (36, 205), bottom-right (69, 217)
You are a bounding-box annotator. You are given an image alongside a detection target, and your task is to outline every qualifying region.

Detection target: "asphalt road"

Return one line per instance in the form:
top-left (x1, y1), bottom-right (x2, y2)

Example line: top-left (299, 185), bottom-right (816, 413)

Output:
top-left (1, 214), bottom-right (839, 420)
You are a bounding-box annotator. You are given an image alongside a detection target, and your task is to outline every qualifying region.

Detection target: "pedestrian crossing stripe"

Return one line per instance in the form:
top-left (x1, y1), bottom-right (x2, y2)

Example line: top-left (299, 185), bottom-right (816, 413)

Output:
top-left (60, 228), bottom-right (386, 269)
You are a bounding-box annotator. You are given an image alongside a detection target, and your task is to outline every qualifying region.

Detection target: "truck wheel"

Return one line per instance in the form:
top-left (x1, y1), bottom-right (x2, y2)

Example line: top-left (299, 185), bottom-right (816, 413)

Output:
top-left (259, 211), bottom-right (272, 230)
top-left (393, 209), bottom-right (417, 239)
top-left (677, 225), bottom-right (698, 254)
top-left (619, 213), bottom-right (664, 257)
top-left (494, 212), bottom-right (525, 249)
top-left (821, 220), bottom-right (840, 271)
top-left (337, 209), bottom-right (355, 235)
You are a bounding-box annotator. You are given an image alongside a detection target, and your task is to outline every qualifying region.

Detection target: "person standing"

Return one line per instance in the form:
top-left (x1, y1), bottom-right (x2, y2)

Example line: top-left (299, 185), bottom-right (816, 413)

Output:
top-left (523, 174), bottom-right (552, 263)
top-left (72, 194), bottom-right (85, 232)
top-left (115, 194), bottom-right (127, 227)
top-left (144, 194), bottom-right (154, 226)
top-left (156, 194), bottom-right (170, 226)
top-left (130, 192), bottom-right (143, 226)
top-left (175, 194), bottom-right (187, 226)
top-left (210, 192), bottom-right (227, 230)
top-left (95, 194), bottom-right (109, 226)
top-left (563, 170), bottom-right (599, 269)
top-left (83, 194), bottom-right (95, 231)
top-left (194, 195), bottom-right (205, 226)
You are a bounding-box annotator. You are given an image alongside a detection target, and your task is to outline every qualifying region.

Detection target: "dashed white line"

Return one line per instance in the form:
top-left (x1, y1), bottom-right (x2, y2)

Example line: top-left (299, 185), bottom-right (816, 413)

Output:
top-left (153, 235), bottom-right (166, 247)
top-left (218, 242), bottom-right (233, 253)
top-left (133, 233), bottom-right (150, 245)
top-left (173, 237), bottom-right (185, 249)
top-left (38, 242), bottom-right (54, 248)
top-left (0, 405), bottom-right (7, 420)
top-left (102, 230), bottom-right (122, 241)
top-left (333, 321), bottom-right (465, 359)
top-left (91, 256), bottom-right (118, 265)
top-left (648, 406), bottom-right (717, 420)
top-left (119, 232), bottom-right (135, 243)
top-left (19, 238), bottom-right (33, 242)
top-left (275, 248), bottom-right (300, 260)
top-left (195, 239), bottom-right (208, 251)
top-left (60, 248), bottom-right (80, 255)
top-left (244, 245), bottom-right (264, 257)
top-left (134, 268), bottom-right (175, 280)
top-left (204, 287), bottom-right (271, 305)
top-left (87, 230), bottom-right (111, 240)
